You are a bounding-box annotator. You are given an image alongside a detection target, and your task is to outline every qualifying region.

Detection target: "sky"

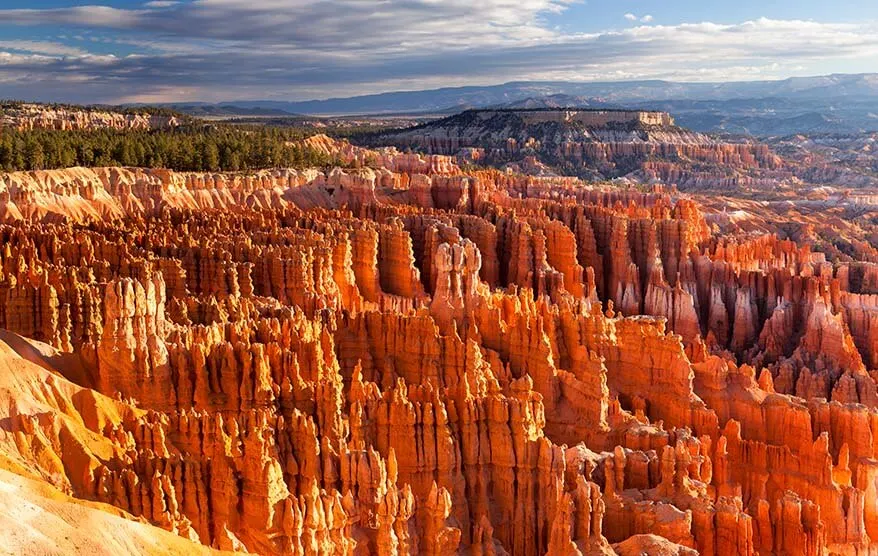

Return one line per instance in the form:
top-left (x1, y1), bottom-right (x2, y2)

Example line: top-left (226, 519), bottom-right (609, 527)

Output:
top-left (1, 1), bottom-right (878, 104)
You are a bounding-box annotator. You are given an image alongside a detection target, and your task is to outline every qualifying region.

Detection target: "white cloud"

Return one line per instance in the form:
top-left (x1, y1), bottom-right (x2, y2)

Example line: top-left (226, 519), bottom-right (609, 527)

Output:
top-left (0, 40), bottom-right (88, 57)
top-left (1, 6), bottom-right (144, 27)
top-left (0, 5), bottom-right (876, 102)
top-left (0, 1), bottom-right (581, 48)
top-left (626, 13), bottom-right (654, 23)
top-left (144, 1), bottom-right (179, 7)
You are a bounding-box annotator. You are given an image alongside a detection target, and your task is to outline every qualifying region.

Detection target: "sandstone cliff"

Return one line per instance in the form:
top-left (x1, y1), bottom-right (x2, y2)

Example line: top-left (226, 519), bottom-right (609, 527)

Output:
top-left (0, 103), bottom-right (181, 131)
top-left (369, 109), bottom-right (786, 190)
top-left (0, 154), bottom-right (875, 555)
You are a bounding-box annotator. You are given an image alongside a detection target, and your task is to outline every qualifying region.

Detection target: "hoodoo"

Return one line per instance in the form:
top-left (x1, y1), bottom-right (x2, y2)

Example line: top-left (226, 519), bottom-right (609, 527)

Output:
top-left (2, 0), bottom-right (878, 549)
top-left (0, 131), bottom-right (875, 553)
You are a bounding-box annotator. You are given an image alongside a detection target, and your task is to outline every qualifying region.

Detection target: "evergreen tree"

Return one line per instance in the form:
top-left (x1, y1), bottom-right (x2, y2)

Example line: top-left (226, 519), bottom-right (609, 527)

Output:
top-left (23, 139), bottom-right (45, 170)
top-left (0, 124), bottom-right (345, 173)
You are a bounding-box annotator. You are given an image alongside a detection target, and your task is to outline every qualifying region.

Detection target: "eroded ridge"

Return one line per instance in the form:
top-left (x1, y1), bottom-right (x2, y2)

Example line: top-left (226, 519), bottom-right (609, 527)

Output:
top-left (0, 102), bottom-right (182, 131)
top-left (0, 145), bottom-right (876, 555)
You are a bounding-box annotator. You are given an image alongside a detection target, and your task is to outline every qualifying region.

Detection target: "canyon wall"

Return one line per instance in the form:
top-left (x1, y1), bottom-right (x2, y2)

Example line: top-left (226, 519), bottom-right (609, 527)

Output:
top-left (0, 103), bottom-right (181, 131)
top-left (371, 110), bottom-right (785, 189)
top-left (0, 144), bottom-right (876, 554)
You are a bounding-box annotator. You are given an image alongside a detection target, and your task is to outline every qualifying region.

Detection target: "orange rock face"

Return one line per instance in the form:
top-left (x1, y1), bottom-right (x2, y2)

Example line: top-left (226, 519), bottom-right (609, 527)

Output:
top-left (0, 147), bottom-right (876, 554)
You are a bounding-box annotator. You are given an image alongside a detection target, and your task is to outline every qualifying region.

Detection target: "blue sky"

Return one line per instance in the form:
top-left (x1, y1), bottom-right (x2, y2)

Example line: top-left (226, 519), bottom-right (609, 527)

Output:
top-left (1, 1), bottom-right (878, 103)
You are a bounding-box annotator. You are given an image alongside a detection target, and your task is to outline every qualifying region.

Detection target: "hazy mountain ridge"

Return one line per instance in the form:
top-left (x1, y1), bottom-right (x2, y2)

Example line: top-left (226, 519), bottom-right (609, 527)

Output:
top-left (150, 74), bottom-right (878, 135)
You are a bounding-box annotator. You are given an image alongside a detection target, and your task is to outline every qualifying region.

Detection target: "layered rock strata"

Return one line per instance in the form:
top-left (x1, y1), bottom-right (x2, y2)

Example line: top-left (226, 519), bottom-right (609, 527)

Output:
top-left (370, 109), bottom-right (786, 189)
top-left (0, 103), bottom-right (181, 131)
top-left (0, 152), bottom-right (876, 555)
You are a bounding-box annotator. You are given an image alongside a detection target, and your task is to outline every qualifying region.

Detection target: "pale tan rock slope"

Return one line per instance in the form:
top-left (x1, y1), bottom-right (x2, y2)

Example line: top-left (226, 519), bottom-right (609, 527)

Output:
top-left (0, 333), bottom-right (224, 555)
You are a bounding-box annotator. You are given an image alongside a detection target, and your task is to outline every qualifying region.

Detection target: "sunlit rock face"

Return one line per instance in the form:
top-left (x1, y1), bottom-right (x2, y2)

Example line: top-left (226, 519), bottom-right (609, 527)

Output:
top-left (0, 138), bottom-right (876, 555)
top-left (1, 103), bottom-right (181, 131)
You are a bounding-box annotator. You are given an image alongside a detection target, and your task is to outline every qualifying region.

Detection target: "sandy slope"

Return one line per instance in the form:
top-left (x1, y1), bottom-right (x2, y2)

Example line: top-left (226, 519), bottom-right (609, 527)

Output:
top-left (0, 466), bottom-right (218, 556)
top-left (0, 332), bottom-right (224, 555)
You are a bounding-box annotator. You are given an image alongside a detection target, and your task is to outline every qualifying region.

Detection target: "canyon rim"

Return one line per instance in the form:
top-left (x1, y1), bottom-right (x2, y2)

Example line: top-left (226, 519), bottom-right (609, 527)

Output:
top-left (0, 1), bottom-right (877, 555)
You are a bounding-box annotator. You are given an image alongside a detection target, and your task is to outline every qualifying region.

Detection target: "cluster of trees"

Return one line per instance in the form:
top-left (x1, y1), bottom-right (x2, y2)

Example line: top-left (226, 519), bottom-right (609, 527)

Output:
top-left (0, 126), bottom-right (340, 172)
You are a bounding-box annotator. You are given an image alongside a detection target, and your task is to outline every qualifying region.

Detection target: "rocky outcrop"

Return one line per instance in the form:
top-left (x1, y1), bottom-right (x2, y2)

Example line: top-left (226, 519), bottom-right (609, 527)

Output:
top-left (0, 151), bottom-right (876, 555)
top-left (0, 104), bottom-right (183, 131)
top-left (1, 103), bottom-right (181, 131)
top-left (369, 109), bottom-right (786, 189)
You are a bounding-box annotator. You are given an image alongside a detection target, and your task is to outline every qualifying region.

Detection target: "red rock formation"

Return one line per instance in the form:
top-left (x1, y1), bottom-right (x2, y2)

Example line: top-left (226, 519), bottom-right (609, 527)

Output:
top-left (0, 155), bottom-right (875, 555)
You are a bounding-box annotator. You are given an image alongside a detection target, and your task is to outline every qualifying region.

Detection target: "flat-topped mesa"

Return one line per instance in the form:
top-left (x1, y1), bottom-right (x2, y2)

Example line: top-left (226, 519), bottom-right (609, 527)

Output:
top-left (374, 109), bottom-right (688, 157)
top-left (478, 108), bottom-right (675, 127)
top-left (366, 108), bottom-right (787, 190)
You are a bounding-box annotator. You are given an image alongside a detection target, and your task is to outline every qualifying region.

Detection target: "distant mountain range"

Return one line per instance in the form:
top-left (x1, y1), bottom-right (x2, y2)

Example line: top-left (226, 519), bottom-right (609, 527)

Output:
top-left (148, 73), bottom-right (878, 136)
top-left (143, 103), bottom-right (303, 118)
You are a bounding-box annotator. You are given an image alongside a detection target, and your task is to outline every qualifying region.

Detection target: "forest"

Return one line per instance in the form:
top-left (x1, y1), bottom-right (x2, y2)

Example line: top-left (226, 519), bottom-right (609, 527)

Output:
top-left (0, 125), bottom-right (339, 172)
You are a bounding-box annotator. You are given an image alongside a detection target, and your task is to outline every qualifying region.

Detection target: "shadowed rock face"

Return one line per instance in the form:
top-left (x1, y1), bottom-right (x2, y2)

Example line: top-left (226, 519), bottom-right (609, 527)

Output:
top-left (367, 109), bottom-right (787, 189)
top-left (0, 138), bottom-right (876, 555)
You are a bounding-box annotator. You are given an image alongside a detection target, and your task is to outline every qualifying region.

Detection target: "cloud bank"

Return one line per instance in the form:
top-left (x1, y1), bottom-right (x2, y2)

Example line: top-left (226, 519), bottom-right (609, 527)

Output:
top-left (0, 1), bottom-right (876, 102)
